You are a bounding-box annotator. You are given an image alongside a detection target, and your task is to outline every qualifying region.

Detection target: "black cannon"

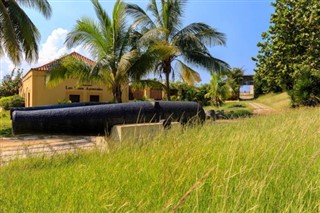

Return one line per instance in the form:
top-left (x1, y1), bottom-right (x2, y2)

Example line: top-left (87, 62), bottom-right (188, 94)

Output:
top-left (12, 101), bottom-right (205, 135)
top-left (10, 102), bottom-right (109, 120)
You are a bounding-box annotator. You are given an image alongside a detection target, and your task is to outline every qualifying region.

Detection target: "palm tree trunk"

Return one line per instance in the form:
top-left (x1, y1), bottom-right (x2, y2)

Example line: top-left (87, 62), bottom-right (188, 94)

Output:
top-left (113, 84), bottom-right (122, 103)
top-left (164, 60), bottom-right (171, 101)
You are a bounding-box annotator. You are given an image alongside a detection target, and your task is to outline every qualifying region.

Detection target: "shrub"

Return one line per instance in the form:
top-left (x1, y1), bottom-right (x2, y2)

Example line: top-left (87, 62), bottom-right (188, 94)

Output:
top-left (10, 95), bottom-right (25, 108)
top-left (0, 96), bottom-right (11, 110)
top-left (290, 67), bottom-right (320, 107)
top-left (57, 99), bottom-right (72, 104)
top-left (0, 95), bottom-right (25, 110)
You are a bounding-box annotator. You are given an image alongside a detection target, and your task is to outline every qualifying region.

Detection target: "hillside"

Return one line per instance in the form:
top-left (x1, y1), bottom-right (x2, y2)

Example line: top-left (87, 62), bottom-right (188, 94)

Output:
top-left (1, 107), bottom-right (319, 212)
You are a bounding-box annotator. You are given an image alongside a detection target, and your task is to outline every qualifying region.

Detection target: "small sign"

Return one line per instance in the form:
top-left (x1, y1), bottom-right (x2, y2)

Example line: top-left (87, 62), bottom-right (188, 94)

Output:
top-left (65, 86), bottom-right (103, 91)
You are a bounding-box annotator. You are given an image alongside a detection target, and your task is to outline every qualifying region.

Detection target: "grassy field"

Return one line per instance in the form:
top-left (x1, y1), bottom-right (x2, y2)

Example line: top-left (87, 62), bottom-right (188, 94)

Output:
top-left (254, 92), bottom-right (291, 110)
top-left (1, 107), bottom-right (319, 212)
top-left (0, 110), bottom-right (11, 136)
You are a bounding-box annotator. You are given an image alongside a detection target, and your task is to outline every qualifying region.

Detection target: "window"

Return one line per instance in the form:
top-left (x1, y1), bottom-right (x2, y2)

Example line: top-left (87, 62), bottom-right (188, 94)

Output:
top-left (69, 95), bottom-right (80, 103)
top-left (90, 95), bottom-right (100, 102)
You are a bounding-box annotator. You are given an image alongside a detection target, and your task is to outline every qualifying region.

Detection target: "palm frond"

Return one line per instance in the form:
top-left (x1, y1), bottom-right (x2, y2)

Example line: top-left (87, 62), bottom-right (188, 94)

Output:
top-left (126, 3), bottom-right (156, 30)
top-left (0, 0), bottom-right (20, 63)
top-left (46, 56), bottom-right (94, 88)
top-left (91, 0), bottom-right (112, 39)
top-left (16, 0), bottom-right (52, 19)
top-left (1, 0), bottom-right (40, 64)
top-left (176, 60), bottom-right (201, 85)
top-left (174, 33), bottom-right (209, 53)
top-left (65, 17), bottom-right (109, 59)
top-left (112, 0), bottom-right (130, 60)
top-left (173, 22), bottom-right (226, 46)
top-left (131, 79), bottom-right (166, 90)
top-left (118, 50), bottom-right (139, 76)
top-left (161, 0), bottom-right (186, 37)
top-left (127, 47), bottom-right (163, 81)
top-left (147, 0), bottom-right (162, 27)
top-left (150, 42), bottom-right (180, 60)
top-left (182, 49), bottom-right (230, 72)
top-left (137, 28), bottom-right (168, 47)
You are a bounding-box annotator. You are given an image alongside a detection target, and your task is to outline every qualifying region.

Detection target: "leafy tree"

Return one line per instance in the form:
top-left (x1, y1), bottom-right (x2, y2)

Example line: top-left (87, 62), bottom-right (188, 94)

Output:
top-left (290, 65), bottom-right (320, 107)
top-left (205, 72), bottom-right (230, 107)
top-left (47, 0), bottom-right (158, 103)
top-left (0, 68), bottom-right (23, 97)
top-left (253, 0), bottom-right (320, 105)
top-left (227, 67), bottom-right (244, 99)
top-left (127, 0), bottom-right (229, 100)
top-left (0, 0), bottom-right (51, 64)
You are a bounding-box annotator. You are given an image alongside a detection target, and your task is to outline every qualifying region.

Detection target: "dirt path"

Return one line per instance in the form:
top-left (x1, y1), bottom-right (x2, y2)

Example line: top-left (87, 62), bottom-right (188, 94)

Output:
top-left (0, 135), bottom-right (106, 166)
top-left (248, 102), bottom-right (276, 115)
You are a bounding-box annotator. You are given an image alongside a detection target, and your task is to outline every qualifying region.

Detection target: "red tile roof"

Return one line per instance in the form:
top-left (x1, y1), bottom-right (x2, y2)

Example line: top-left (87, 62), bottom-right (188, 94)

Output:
top-left (33, 52), bottom-right (95, 71)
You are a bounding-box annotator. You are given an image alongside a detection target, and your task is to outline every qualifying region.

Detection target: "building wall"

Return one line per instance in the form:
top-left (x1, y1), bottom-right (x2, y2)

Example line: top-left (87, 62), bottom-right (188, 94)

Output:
top-left (20, 70), bottom-right (129, 107)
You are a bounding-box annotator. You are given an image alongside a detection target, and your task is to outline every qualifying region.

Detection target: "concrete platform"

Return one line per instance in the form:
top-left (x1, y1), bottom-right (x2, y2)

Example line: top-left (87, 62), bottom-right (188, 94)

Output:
top-left (0, 122), bottom-right (181, 166)
top-left (110, 122), bottom-right (181, 142)
top-left (0, 135), bottom-right (107, 166)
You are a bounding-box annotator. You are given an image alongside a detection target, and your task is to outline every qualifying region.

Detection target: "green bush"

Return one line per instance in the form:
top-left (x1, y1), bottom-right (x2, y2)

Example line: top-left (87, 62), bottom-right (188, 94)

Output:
top-left (290, 67), bottom-right (320, 107)
top-left (57, 99), bottom-right (72, 104)
top-left (223, 109), bottom-right (253, 119)
top-left (0, 95), bottom-right (25, 110)
top-left (0, 96), bottom-right (11, 110)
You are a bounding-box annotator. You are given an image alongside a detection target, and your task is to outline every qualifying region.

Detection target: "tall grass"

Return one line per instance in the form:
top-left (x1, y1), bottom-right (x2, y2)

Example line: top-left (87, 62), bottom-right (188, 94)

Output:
top-left (0, 111), bottom-right (11, 136)
top-left (1, 108), bottom-right (320, 212)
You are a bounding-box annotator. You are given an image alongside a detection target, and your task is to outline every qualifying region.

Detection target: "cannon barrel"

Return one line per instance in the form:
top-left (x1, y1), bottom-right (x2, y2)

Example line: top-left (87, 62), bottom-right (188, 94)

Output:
top-left (10, 102), bottom-right (109, 120)
top-left (12, 101), bottom-right (205, 135)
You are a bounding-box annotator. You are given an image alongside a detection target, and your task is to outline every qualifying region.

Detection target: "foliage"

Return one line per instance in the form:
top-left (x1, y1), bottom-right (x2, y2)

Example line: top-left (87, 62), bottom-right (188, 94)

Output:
top-left (57, 99), bottom-right (72, 104)
top-left (0, 0), bottom-right (51, 64)
top-left (170, 81), bottom-right (210, 106)
top-left (0, 69), bottom-right (23, 97)
top-left (205, 73), bottom-right (230, 107)
top-left (290, 66), bottom-right (320, 107)
top-left (46, 0), bottom-right (158, 103)
top-left (1, 108), bottom-right (320, 212)
top-left (223, 109), bottom-right (252, 119)
top-left (203, 102), bottom-right (253, 120)
top-left (253, 0), bottom-right (320, 106)
top-left (0, 95), bottom-right (24, 110)
top-left (126, 0), bottom-right (229, 100)
top-left (227, 67), bottom-right (244, 100)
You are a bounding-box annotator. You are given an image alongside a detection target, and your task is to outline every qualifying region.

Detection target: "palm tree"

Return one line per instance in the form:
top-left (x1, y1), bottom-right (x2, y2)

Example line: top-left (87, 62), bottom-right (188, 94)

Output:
top-left (126, 0), bottom-right (229, 100)
top-left (205, 72), bottom-right (230, 107)
top-left (227, 67), bottom-right (244, 99)
top-left (47, 0), bottom-right (157, 103)
top-left (0, 0), bottom-right (52, 64)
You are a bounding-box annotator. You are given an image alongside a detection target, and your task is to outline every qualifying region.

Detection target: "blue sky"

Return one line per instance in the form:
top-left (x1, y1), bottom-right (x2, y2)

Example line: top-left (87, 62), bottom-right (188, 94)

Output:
top-left (0, 0), bottom-right (274, 84)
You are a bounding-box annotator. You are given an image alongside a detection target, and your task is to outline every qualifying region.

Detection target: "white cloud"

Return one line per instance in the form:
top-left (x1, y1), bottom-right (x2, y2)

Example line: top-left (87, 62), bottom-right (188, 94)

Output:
top-left (37, 28), bottom-right (70, 65)
top-left (0, 28), bottom-right (91, 81)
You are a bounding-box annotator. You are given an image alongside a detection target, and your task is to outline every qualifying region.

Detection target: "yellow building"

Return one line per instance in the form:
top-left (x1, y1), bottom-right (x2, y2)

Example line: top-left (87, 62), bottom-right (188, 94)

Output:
top-left (19, 52), bottom-right (129, 107)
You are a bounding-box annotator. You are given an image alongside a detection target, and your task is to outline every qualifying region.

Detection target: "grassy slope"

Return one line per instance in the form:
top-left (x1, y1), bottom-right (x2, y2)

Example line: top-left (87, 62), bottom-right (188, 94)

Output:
top-left (255, 92), bottom-right (291, 110)
top-left (1, 108), bottom-right (320, 212)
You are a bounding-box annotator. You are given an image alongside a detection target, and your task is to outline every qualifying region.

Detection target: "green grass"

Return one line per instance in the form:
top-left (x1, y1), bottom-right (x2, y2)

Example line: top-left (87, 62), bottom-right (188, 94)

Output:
top-left (255, 92), bottom-right (291, 110)
top-left (0, 110), bottom-right (12, 136)
top-left (1, 108), bottom-right (320, 212)
top-left (204, 102), bottom-right (253, 119)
